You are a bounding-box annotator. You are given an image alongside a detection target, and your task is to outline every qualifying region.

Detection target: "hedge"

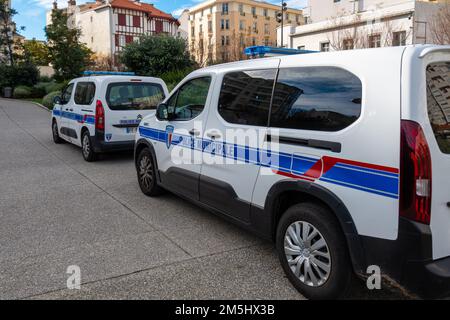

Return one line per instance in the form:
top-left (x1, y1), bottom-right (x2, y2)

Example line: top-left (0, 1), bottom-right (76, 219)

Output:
top-left (42, 91), bottom-right (60, 110)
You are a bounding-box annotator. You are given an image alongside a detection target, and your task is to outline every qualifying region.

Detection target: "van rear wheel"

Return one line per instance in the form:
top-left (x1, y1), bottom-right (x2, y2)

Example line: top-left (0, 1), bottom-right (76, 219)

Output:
top-left (276, 202), bottom-right (353, 299)
top-left (81, 130), bottom-right (97, 162)
top-left (136, 148), bottom-right (163, 196)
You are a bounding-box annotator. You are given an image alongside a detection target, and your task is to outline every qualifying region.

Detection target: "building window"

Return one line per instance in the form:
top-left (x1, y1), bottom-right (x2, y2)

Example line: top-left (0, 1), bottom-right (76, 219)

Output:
top-left (221, 35), bottom-right (225, 46)
top-left (239, 20), bottom-right (245, 30)
top-left (155, 20), bottom-right (163, 33)
top-left (222, 3), bottom-right (228, 14)
top-left (239, 4), bottom-right (243, 13)
top-left (263, 8), bottom-right (268, 17)
top-left (125, 35), bottom-right (133, 44)
top-left (91, 36), bottom-right (94, 43)
top-left (264, 38), bottom-right (269, 46)
top-left (226, 35), bottom-right (230, 45)
top-left (90, 16), bottom-right (93, 23)
top-left (252, 37), bottom-right (256, 46)
top-left (191, 26), bottom-right (195, 37)
top-left (226, 19), bottom-right (229, 29)
top-left (369, 34), bottom-right (381, 48)
top-left (208, 21), bottom-right (213, 32)
top-left (343, 38), bottom-right (354, 50)
top-left (251, 7), bottom-right (256, 16)
top-left (221, 19), bottom-right (224, 30)
top-left (119, 34), bottom-right (126, 47)
top-left (252, 22), bottom-right (257, 32)
top-left (393, 31), bottom-right (406, 46)
top-left (200, 24), bottom-right (203, 34)
top-left (320, 42), bottom-right (330, 52)
top-left (118, 13), bottom-right (126, 26)
top-left (264, 23), bottom-right (269, 34)
top-left (133, 15), bottom-right (140, 28)
top-left (240, 35), bottom-right (245, 46)
top-left (297, 45), bottom-right (305, 50)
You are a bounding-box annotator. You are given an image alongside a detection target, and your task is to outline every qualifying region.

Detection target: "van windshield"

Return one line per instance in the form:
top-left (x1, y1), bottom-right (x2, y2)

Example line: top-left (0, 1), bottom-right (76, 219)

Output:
top-left (426, 62), bottom-right (450, 154)
top-left (106, 82), bottom-right (165, 110)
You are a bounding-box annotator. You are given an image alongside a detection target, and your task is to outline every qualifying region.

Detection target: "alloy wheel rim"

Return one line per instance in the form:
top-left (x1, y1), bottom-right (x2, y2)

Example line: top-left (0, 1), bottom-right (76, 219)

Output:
top-left (82, 135), bottom-right (90, 158)
top-left (53, 123), bottom-right (58, 138)
top-left (139, 155), bottom-right (153, 189)
top-left (284, 221), bottom-right (331, 287)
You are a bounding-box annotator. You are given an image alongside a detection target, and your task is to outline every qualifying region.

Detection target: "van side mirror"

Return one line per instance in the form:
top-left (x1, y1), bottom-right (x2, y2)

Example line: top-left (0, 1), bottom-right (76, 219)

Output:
top-left (53, 96), bottom-right (62, 105)
top-left (156, 103), bottom-right (175, 121)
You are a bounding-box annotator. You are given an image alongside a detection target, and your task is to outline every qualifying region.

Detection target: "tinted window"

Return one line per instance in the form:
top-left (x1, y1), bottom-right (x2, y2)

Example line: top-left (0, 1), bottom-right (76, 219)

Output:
top-left (62, 83), bottom-right (74, 104)
top-left (168, 77), bottom-right (211, 121)
top-left (106, 82), bottom-right (165, 110)
top-left (426, 62), bottom-right (450, 154)
top-left (270, 67), bottom-right (362, 131)
top-left (74, 82), bottom-right (95, 105)
top-left (218, 69), bottom-right (276, 126)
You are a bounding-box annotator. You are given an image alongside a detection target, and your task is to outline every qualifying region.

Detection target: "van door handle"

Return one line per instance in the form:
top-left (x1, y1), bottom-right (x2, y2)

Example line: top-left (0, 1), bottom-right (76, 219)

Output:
top-left (69, 108), bottom-right (73, 112)
top-left (189, 129), bottom-right (200, 136)
top-left (207, 131), bottom-right (221, 139)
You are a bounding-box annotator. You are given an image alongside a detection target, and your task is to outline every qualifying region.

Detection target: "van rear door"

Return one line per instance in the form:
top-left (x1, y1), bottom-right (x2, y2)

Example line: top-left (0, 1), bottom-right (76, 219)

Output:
top-left (103, 79), bottom-right (168, 143)
top-left (404, 47), bottom-right (450, 260)
top-left (424, 57), bottom-right (450, 260)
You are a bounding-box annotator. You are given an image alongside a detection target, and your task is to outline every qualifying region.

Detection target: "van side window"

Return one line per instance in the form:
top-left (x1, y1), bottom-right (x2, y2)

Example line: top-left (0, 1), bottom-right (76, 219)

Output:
top-left (426, 62), bottom-right (450, 154)
top-left (74, 82), bottom-right (96, 105)
top-left (218, 69), bottom-right (277, 126)
top-left (168, 77), bottom-right (211, 121)
top-left (61, 83), bottom-right (74, 104)
top-left (270, 67), bottom-right (362, 132)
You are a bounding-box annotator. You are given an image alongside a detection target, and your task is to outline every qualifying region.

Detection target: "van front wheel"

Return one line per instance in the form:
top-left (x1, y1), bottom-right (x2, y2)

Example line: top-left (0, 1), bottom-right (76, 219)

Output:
top-left (276, 202), bottom-right (353, 299)
top-left (136, 148), bottom-right (163, 196)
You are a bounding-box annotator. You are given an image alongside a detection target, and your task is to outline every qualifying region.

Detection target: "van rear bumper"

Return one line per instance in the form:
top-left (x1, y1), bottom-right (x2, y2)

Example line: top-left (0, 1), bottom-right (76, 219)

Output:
top-left (403, 256), bottom-right (450, 299)
top-left (360, 218), bottom-right (450, 299)
top-left (92, 139), bottom-right (134, 153)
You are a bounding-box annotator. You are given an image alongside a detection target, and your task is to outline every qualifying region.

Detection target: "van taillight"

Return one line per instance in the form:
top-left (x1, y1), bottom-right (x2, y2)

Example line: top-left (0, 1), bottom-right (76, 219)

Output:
top-left (95, 100), bottom-right (105, 131)
top-left (400, 120), bottom-right (432, 225)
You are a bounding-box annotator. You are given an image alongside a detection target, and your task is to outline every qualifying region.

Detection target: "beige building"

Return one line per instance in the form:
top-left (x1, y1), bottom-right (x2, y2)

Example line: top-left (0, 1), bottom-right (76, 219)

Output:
top-left (187, 0), bottom-right (303, 65)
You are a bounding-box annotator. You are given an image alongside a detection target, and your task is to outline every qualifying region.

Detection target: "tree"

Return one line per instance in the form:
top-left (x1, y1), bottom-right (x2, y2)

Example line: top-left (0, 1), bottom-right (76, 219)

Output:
top-left (23, 39), bottom-right (51, 66)
top-left (45, 9), bottom-right (92, 81)
top-left (120, 34), bottom-right (195, 77)
top-left (430, 1), bottom-right (450, 45)
top-left (0, 0), bottom-right (22, 65)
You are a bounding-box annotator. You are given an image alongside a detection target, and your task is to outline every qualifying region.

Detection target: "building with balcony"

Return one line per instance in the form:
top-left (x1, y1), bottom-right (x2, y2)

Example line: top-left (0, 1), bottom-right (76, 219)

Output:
top-left (278, 0), bottom-right (448, 52)
top-left (46, 0), bottom-right (179, 64)
top-left (185, 0), bottom-right (303, 65)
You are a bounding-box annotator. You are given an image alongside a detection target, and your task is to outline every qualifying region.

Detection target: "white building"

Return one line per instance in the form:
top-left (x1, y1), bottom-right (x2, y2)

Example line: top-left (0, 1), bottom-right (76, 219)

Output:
top-left (176, 9), bottom-right (190, 40)
top-left (278, 0), bottom-right (448, 51)
top-left (46, 0), bottom-right (179, 63)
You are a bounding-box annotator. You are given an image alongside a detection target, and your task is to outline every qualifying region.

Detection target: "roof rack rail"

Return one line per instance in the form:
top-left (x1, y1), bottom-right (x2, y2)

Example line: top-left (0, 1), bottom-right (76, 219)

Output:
top-left (82, 71), bottom-right (136, 76)
top-left (244, 46), bottom-right (317, 58)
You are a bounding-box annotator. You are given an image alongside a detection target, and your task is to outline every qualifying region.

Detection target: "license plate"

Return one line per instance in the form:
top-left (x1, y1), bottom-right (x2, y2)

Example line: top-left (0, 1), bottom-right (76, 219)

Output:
top-left (126, 127), bottom-right (137, 134)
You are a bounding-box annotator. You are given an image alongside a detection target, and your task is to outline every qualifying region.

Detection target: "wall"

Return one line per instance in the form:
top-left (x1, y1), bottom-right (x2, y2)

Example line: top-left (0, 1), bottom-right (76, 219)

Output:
top-left (76, 7), bottom-right (112, 56)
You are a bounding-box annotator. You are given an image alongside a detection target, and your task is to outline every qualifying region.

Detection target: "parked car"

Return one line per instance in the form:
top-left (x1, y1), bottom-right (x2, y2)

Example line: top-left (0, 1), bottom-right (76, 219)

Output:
top-left (134, 45), bottom-right (450, 299)
top-left (51, 73), bottom-right (169, 161)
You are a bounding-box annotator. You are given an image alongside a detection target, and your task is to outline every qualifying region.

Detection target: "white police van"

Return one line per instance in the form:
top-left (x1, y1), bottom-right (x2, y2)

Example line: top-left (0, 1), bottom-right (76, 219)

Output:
top-left (134, 45), bottom-right (450, 299)
top-left (51, 72), bottom-right (168, 161)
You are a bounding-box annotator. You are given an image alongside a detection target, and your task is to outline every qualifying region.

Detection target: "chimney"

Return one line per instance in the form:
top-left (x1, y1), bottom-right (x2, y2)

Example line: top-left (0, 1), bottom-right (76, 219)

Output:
top-left (68, 0), bottom-right (76, 7)
top-left (53, 0), bottom-right (57, 9)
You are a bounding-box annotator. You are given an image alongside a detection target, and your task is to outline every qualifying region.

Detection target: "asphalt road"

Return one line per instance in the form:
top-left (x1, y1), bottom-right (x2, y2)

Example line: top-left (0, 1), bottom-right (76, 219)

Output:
top-left (0, 99), bottom-right (408, 300)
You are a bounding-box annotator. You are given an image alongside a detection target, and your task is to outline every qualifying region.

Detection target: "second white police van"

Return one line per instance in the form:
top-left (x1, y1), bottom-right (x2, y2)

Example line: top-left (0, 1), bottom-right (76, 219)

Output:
top-left (134, 45), bottom-right (450, 299)
top-left (51, 72), bottom-right (168, 161)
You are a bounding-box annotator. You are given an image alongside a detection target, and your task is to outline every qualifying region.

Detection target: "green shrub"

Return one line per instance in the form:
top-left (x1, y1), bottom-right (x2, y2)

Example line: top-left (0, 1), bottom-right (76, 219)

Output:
top-left (38, 75), bottom-right (52, 83)
top-left (42, 91), bottom-right (60, 110)
top-left (13, 86), bottom-right (32, 99)
top-left (42, 81), bottom-right (66, 94)
top-left (160, 67), bottom-right (195, 87)
top-left (29, 85), bottom-right (47, 98)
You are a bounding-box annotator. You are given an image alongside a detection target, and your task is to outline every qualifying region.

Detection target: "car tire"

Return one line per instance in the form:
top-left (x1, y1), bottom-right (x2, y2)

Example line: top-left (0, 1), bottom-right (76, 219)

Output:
top-left (52, 120), bottom-right (63, 144)
top-left (81, 130), bottom-right (97, 162)
top-left (136, 148), bottom-right (163, 196)
top-left (276, 202), bottom-right (353, 300)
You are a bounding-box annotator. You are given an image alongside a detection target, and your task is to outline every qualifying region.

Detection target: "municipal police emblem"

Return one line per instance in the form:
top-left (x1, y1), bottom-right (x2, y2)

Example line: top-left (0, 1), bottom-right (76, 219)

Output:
top-left (165, 125), bottom-right (174, 149)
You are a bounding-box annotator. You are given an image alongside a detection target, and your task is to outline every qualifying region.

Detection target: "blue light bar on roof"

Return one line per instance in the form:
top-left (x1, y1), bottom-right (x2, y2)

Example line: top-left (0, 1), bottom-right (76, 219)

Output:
top-left (244, 46), bottom-right (317, 58)
top-left (83, 71), bottom-right (136, 76)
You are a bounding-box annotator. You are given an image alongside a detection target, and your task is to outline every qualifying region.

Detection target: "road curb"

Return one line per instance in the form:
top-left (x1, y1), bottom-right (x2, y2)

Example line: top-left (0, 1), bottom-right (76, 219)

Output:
top-left (0, 98), bottom-right (51, 112)
top-left (27, 101), bottom-right (51, 113)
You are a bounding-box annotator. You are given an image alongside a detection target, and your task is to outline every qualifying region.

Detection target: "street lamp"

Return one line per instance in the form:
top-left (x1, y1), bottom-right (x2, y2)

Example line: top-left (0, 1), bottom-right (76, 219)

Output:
top-left (277, 2), bottom-right (287, 47)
